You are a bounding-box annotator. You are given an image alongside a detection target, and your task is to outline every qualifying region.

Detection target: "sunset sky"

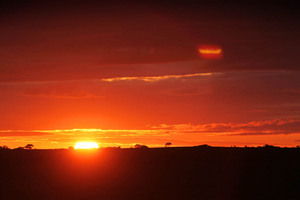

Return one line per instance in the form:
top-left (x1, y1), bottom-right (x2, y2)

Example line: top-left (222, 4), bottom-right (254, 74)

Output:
top-left (0, 0), bottom-right (299, 148)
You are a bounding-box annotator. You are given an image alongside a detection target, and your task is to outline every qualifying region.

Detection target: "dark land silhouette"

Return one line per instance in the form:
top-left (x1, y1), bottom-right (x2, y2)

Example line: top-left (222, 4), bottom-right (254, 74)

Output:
top-left (0, 146), bottom-right (299, 200)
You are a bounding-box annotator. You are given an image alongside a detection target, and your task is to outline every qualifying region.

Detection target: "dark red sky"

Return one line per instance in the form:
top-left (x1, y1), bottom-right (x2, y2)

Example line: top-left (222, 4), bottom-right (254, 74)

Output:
top-left (0, 0), bottom-right (299, 148)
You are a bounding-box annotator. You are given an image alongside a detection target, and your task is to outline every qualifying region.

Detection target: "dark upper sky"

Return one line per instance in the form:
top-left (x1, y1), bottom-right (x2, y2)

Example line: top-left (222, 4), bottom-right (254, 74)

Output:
top-left (0, 0), bottom-right (299, 81)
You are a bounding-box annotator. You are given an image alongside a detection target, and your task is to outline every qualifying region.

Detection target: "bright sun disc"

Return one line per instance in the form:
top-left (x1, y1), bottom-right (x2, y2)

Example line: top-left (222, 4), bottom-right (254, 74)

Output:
top-left (74, 142), bottom-right (99, 149)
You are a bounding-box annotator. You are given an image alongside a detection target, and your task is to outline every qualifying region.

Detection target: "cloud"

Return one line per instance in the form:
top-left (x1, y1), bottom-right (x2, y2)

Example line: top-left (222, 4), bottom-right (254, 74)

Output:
top-left (1, 118), bottom-right (300, 149)
top-left (101, 72), bottom-right (213, 82)
top-left (0, 71), bottom-right (298, 132)
top-left (0, 130), bottom-right (52, 137)
top-left (151, 119), bottom-right (300, 136)
top-left (0, 71), bottom-right (214, 99)
top-left (1, 119), bottom-right (299, 145)
top-left (16, 81), bottom-right (105, 99)
top-left (22, 90), bottom-right (104, 99)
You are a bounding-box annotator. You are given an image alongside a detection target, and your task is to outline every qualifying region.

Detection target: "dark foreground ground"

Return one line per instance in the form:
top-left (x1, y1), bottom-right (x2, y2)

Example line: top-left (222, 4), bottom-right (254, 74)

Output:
top-left (0, 147), bottom-right (299, 200)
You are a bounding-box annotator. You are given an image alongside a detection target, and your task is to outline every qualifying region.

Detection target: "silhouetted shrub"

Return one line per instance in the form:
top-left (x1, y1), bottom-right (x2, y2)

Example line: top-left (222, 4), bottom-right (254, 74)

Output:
top-left (68, 146), bottom-right (74, 150)
top-left (0, 145), bottom-right (9, 150)
top-left (134, 144), bottom-right (148, 149)
top-left (194, 144), bottom-right (211, 148)
top-left (24, 144), bottom-right (34, 150)
top-left (14, 147), bottom-right (25, 150)
top-left (264, 144), bottom-right (279, 148)
top-left (106, 146), bottom-right (121, 149)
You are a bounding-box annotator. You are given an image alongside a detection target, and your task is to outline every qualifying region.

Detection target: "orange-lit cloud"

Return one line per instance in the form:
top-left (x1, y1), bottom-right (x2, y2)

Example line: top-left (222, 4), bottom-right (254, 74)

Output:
top-left (151, 119), bottom-right (300, 135)
top-left (101, 72), bottom-right (213, 82)
top-left (1, 119), bottom-right (299, 149)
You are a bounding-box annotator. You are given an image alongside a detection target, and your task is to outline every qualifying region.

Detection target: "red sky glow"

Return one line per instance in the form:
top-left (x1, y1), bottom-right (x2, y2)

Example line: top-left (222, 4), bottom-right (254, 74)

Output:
top-left (0, 0), bottom-right (299, 148)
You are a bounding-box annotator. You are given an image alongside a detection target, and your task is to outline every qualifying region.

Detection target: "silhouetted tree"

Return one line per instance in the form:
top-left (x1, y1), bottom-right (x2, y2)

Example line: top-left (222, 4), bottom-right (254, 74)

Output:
top-left (0, 145), bottom-right (9, 149)
top-left (24, 144), bottom-right (34, 150)
top-left (165, 142), bottom-right (172, 147)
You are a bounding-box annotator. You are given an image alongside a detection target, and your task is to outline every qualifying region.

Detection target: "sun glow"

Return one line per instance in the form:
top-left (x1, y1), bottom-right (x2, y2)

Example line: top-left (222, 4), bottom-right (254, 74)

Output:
top-left (74, 142), bottom-right (99, 149)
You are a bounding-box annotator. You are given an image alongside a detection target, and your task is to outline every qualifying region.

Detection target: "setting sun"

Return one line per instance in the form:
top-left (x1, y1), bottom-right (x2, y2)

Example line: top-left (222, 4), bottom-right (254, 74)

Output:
top-left (74, 142), bottom-right (99, 149)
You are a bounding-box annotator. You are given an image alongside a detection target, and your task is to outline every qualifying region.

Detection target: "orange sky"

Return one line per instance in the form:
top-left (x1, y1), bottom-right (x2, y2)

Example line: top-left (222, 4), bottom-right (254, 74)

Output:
top-left (0, 0), bottom-right (299, 148)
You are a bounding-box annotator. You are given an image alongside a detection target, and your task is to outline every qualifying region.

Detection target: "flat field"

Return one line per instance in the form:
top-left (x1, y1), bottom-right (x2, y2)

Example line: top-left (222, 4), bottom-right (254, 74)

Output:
top-left (0, 147), bottom-right (299, 200)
